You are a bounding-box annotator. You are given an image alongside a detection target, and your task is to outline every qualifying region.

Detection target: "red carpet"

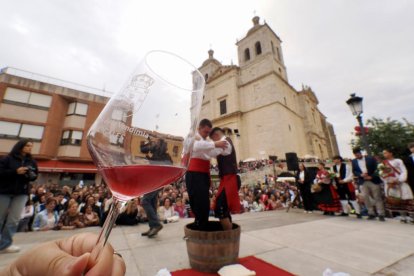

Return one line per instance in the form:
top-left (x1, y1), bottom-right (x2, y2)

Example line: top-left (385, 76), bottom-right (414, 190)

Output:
top-left (172, 256), bottom-right (294, 276)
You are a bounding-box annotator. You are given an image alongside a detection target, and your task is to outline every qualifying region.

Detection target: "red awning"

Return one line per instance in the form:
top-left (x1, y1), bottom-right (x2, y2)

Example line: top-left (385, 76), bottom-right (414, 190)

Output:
top-left (37, 160), bottom-right (97, 173)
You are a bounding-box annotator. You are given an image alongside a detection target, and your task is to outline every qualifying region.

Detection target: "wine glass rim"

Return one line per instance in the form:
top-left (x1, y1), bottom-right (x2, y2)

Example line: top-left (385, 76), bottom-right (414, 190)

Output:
top-left (144, 50), bottom-right (204, 92)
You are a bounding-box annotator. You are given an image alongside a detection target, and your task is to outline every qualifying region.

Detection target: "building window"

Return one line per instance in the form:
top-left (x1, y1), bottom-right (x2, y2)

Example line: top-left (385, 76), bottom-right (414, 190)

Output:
top-left (67, 102), bottom-right (88, 116)
top-left (61, 130), bottom-right (83, 145)
top-left (276, 47), bottom-right (281, 61)
top-left (3, 87), bottom-right (52, 109)
top-left (279, 68), bottom-right (282, 74)
top-left (111, 109), bottom-right (128, 123)
top-left (0, 121), bottom-right (44, 140)
top-left (204, 74), bottom-right (209, 82)
top-left (172, 145), bottom-right (179, 157)
top-left (255, 41), bottom-right (262, 55)
top-left (220, 99), bottom-right (227, 115)
top-left (284, 97), bottom-right (287, 105)
top-left (110, 133), bottom-right (124, 146)
top-left (271, 41), bottom-right (275, 55)
top-left (288, 125), bottom-right (291, 131)
top-left (244, 48), bottom-right (250, 61)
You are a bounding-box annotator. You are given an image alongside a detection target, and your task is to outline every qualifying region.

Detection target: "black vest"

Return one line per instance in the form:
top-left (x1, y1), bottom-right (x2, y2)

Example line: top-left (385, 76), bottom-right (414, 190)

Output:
top-left (217, 137), bottom-right (238, 177)
top-left (333, 163), bottom-right (346, 183)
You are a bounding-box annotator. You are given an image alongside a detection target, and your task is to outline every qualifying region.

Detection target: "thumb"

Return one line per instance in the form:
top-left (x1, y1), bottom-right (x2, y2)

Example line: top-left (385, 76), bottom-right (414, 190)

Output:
top-left (62, 253), bottom-right (90, 276)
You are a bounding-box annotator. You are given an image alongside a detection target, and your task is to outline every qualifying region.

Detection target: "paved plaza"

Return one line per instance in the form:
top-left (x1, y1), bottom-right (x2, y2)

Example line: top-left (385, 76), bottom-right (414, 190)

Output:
top-left (1, 210), bottom-right (414, 276)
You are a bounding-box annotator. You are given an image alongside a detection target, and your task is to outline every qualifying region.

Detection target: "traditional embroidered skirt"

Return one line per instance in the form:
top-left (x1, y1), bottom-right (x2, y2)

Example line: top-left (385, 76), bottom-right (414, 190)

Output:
top-left (384, 182), bottom-right (414, 212)
top-left (314, 184), bottom-right (342, 212)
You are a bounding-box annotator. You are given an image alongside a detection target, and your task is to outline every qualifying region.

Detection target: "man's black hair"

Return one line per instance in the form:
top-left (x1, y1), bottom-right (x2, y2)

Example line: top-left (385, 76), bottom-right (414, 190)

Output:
top-left (332, 155), bottom-right (343, 161)
top-left (199, 118), bottom-right (212, 128)
top-left (209, 127), bottom-right (223, 138)
top-left (352, 147), bottom-right (362, 154)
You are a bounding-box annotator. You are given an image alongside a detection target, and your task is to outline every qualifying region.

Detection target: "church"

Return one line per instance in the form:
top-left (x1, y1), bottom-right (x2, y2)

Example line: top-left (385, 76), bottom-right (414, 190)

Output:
top-left (198, 16), bottom-right (339, 161)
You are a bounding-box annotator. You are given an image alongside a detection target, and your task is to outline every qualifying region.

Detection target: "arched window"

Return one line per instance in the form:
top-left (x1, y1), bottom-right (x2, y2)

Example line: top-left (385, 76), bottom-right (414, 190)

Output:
top-left (255, 41), bottom-right (262, 55)
top-left (204, 74), bottom-right (209, 81)
top-left (244, 48), bottom-right (250, 61)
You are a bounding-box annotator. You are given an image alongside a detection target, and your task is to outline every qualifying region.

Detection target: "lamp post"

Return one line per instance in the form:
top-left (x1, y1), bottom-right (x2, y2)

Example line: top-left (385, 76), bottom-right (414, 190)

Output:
top-left (346, 93), bottom-right (372, 156)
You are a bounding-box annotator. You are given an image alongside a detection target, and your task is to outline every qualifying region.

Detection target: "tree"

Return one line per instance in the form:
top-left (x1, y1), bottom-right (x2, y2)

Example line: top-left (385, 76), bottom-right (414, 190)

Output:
top-left (351, 117), bottom-right (414, 158)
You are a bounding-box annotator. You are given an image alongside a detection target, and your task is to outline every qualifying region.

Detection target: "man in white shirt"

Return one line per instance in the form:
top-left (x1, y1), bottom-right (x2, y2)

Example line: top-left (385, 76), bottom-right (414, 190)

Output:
top-left (185, 119), bottom-right (227, 230)
top-left (351, 148), bottom-right (385, 221)
top-left (332, 156), bottom-right (361, 218)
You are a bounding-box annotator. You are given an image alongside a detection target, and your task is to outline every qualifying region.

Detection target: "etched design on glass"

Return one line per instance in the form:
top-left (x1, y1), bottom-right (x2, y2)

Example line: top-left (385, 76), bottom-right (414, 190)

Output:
top-left (124, 74), bottom-right (155, 114)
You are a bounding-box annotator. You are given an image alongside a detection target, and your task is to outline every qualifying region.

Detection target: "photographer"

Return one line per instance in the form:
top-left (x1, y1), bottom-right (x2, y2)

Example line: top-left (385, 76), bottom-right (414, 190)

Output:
top-left (140, 138), bottom-right (173, 237)
top-left (0, 139), bottom-right (38, 253)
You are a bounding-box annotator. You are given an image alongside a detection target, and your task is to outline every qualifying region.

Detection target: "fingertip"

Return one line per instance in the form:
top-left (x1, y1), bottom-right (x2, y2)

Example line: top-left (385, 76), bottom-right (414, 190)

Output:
top-left (66, 253), bottom-right (90, 276)
top-left (112, 255), bottom-right (126, 276)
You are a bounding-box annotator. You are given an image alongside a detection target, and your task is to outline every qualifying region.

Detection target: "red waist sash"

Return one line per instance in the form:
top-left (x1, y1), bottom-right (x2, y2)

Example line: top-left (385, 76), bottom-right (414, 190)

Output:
top-left (188, 158), bottom-right (210, 173)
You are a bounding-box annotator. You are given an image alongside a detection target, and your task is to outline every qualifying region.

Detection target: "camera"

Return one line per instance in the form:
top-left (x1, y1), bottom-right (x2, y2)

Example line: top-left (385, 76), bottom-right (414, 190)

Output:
top-left (25, 166), bottom-right (37, 181)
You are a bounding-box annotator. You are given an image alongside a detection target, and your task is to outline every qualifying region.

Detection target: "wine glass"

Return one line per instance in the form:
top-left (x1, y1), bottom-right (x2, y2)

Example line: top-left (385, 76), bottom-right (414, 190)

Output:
top-left (86, 50), bottom-right (205, 262)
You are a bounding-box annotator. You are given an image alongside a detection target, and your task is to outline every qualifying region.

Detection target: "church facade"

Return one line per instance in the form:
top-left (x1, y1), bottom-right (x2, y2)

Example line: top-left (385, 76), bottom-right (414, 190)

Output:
top-left (198, 16), bottom-right (339, 161)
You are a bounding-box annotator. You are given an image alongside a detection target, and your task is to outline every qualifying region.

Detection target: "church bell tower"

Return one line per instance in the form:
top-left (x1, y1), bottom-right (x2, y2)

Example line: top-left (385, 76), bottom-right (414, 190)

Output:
top-left (236, 16), bottom-right (288, 81)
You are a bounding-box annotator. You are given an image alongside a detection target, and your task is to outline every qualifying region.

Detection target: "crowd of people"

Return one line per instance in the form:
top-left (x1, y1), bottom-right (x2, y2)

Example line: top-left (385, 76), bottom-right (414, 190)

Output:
top-left (1, 139), bottom-right (414, 257)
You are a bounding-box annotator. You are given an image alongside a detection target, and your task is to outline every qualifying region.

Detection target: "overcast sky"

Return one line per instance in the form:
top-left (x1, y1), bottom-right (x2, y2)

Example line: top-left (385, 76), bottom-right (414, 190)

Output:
top-left (1, 0), bottom-right (413, 158)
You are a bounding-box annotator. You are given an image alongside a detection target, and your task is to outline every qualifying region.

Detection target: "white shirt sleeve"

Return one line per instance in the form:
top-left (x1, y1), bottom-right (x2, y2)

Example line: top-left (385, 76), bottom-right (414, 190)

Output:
top-left (208, 147), bottom-right (224, 158)
top-left (220, 138), bottom-right (232, 156)
top-left (193, 139), bottom-right (215, 152)
top-left (343, 165), bottom-right (353, 183)
top-left (182, 135), bottom-right (194, 154)
top-left (396, 159), bottom-right (408, 183)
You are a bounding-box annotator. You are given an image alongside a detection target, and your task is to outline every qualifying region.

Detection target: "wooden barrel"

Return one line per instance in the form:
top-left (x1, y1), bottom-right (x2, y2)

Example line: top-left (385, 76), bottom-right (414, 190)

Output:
top-left (184, 221), bottom-right (241, 273)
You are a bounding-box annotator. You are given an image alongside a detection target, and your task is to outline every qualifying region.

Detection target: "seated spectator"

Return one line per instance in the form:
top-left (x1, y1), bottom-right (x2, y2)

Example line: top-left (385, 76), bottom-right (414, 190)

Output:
top-left (116, 199), bottom-right (139, 226)
top-left (267, 194), bottom-right (278, 210)
top-left (35, 194), bottom-right (46, 214)
top-left (57, 202), bottom-right (85, 230)
top-left (17, 199), bottom-right (34, 232)
top-left (174, 197), bottom-right (187, 218)
top-left (158, 198), bottom-right (179, 223)
top-left (32, 187), bottom-right (46, 204)
top-left (80, 195), bottom-right (101, 217)
top-left (183, 191), bottom-right (193, 218)
top-left (54, 192), bottom-right (65, 215)
top-left (135, 197), bottom-right (147, 221)
top-left (83, 204), bottom-right (100, 227)
top-left (240, 194), bottom-right (249, 213)
top-left (33, 197), bottom-right (59, 231)
top-left (251, 197), bottom-right (265, 212)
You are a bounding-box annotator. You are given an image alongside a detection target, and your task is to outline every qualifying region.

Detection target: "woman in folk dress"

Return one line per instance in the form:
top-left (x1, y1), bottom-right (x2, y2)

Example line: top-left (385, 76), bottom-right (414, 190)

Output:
top-left (313, 162), bottom-right (342, 215)
top-left (380, 149), bottom-right (414, 223)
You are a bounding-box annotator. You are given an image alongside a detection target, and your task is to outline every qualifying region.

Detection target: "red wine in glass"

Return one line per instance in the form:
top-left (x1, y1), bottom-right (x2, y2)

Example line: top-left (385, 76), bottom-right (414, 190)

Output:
top-left (86, 50), bottom-right (205, 271)
top-left (101, 165), bottom-right (186, 201)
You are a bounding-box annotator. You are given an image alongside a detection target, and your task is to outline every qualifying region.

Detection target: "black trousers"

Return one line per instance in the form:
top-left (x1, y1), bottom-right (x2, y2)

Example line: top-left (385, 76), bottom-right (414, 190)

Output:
top-left (299, 185), bottom-right (313, 211)
top-left (185, 171), bottom-right (210, 230)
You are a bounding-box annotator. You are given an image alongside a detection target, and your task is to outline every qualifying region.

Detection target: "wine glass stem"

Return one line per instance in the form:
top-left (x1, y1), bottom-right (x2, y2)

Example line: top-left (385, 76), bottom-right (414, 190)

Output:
top-left (84, 198), bottom-right (124, 274)
top-left (97, 197), bottom-right (124, 247)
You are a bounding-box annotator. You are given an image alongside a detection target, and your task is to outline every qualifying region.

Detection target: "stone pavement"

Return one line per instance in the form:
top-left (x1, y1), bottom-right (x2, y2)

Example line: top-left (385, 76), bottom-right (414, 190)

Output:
top-left (1, 210), bottom-right (414, 276)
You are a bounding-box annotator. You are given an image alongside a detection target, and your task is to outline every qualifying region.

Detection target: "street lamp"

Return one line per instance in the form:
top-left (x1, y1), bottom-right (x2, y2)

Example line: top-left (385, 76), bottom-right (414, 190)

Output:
top-left (346, 93), bottom-right (372, 156)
